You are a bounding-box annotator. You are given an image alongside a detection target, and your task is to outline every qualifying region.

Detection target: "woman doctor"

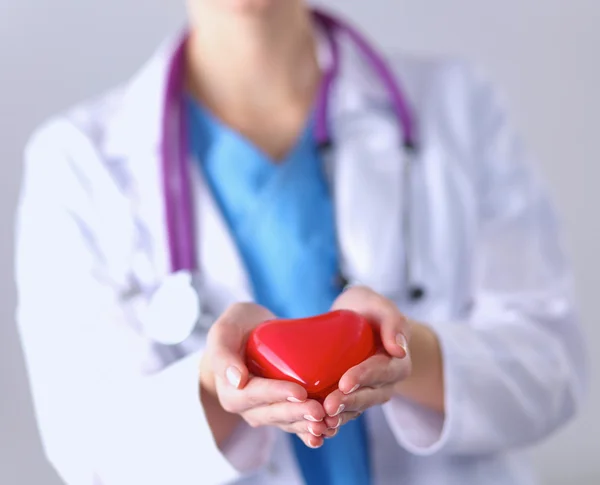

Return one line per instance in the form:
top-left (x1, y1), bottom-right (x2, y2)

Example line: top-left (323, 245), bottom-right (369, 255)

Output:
top-left (15, 1), bottom-right (587, 484)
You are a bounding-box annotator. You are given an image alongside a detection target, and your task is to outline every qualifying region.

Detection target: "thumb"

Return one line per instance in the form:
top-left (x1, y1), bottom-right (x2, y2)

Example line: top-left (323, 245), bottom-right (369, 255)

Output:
top-left (209, 324), bottom-right (248, 390)
top-left (333, 286), bottom-right (410, 359)
top-left (207, 302), bottom-right (275, 390)
top-left (378, 311), bottom-right (410, 360)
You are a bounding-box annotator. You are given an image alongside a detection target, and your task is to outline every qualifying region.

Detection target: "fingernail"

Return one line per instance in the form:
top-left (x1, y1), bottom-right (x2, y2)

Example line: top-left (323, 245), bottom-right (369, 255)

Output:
top-left (308, 425), bottom-right (322, 437)
top-left (287, 397), bottom-right (304, 403)
top-left (345, 384), bottom-right (360, 395)
top-left (304, 415), bottom-right (323, 422)
top-left (330, 404), bottom-right (345, 417)
top-left (332, 416), bottom-right (342, 429)
top-left (326, 429), bottom-right (339, 439)
top-left (226, 366), bottom-right (242, 388)
top-left (307, 438), bottom-right (322, 449)
top-left (396, 333), bottom-right (409, 356)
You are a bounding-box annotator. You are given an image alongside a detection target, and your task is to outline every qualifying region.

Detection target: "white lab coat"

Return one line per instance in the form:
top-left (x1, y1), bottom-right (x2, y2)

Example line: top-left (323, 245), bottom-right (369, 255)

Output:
top-left (15, 29), bottom-right (587, 485)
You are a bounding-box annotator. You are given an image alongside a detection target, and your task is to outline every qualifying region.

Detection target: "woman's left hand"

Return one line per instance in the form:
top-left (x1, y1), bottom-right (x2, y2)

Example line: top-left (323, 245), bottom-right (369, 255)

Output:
top-left (322, 286), bottom-right (413, 433)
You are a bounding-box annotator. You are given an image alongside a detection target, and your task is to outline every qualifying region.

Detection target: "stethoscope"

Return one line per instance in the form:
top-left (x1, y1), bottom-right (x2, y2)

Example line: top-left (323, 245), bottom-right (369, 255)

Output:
top-left (142, 9), bottom-right (424, 346)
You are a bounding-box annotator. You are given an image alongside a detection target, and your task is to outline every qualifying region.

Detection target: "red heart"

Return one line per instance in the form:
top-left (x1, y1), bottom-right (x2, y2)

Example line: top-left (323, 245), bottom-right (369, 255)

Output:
top-left (245, 310), bottom-right (377, 401)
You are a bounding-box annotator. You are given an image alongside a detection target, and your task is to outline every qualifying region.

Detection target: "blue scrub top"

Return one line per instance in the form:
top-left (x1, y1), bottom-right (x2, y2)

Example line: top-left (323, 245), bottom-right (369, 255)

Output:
top-left (187, 98), bottom-right (372, 485)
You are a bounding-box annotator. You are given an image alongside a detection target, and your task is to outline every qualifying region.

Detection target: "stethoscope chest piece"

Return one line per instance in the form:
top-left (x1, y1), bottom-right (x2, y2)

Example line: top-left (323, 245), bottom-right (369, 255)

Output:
top-left (142, 271), bottom-right (200, 345)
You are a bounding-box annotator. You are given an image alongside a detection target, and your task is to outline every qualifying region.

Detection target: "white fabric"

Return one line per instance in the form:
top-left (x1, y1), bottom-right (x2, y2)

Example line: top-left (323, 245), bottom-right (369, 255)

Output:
top-left (14, 29), bottom-right (587, 485)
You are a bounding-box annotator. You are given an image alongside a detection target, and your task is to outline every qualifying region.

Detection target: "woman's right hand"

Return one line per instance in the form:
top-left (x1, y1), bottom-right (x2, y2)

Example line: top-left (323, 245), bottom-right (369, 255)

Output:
top-left (200, 302), bottom-right (332, 449)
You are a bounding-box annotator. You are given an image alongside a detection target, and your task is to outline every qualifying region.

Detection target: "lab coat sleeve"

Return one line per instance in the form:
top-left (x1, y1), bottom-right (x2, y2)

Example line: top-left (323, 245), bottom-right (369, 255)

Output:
top-left (382, 64), bottom-right (588, 455)
top-left (15, 120), bottom-right (275, 485)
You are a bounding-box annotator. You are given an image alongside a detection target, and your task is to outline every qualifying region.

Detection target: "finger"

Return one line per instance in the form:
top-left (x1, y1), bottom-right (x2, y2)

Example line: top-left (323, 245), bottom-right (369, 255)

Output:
top-left (378, 310), bottom-right (410, 361)
top-left (279, 419), bottom-right (331, 438)
top-left (332, 286), bottom-right (410, 359)
top-left (324, 411), bottom-right (363, 430)
top-left (217, 376), bottom-right (309, 414)
top-left (297, 432), bottom-right (324, 449)
top-left (208, 303), bottom-right (276, 390)
top-left (338, 354), bottom-right (411, 394)
top-left (323, 386), bottom-right (394, 416)
top-left (239, 398), bottom-right (326, 427)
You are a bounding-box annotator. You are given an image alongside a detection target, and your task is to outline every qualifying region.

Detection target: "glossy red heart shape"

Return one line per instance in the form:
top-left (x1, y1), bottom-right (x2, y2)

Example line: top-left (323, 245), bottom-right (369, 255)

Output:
top-left (245, 310), bottom-right (377, 401)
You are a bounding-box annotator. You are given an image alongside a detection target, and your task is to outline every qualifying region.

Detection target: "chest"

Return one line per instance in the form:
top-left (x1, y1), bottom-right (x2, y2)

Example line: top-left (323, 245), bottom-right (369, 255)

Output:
top-left (100, 131), bottom-right (480, 334)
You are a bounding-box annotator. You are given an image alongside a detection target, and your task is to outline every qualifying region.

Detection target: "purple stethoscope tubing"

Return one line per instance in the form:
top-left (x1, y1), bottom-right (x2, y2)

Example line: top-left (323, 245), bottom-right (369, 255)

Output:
top-left (162, 40), bottom-right (194, 275)
top-left (312, 10), bottom-right (417, 149)
top-left (161, 9), bottom-right (423, 300)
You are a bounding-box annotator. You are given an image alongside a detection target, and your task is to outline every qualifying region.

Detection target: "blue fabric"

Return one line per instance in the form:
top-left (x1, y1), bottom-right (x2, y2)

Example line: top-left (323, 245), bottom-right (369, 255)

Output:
top-left (187, 98), bottom-right (371, 485)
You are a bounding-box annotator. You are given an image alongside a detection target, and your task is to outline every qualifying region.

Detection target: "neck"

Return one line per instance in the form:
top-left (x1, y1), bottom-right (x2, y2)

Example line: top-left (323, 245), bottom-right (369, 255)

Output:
top-left (185, 1), bottom-right (320, 114)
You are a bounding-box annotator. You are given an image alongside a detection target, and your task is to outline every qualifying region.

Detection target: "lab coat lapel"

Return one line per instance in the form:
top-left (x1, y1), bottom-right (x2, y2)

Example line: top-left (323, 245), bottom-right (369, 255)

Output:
top-left (103, 35), bottom-right (182, 285)
top-left (327, 42), bottom-right (474, 319)
top-left (104, 34), bottom-right (253, 309)
top-left (192, 160), bottom-right (255, 314)
top-left (327, 40), bottom-right (409, 298)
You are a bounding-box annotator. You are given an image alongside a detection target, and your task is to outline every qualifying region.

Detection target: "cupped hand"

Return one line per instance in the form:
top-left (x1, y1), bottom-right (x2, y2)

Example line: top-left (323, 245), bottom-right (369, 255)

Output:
top-left (200, 302), bottom-right (334, 449)
top-left (321, 286), bottom-right (413, 430)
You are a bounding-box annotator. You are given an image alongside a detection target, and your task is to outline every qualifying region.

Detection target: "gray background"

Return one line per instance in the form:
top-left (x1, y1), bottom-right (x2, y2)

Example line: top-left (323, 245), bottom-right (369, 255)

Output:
top-left (1, 0), bottom-right (598, 484)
